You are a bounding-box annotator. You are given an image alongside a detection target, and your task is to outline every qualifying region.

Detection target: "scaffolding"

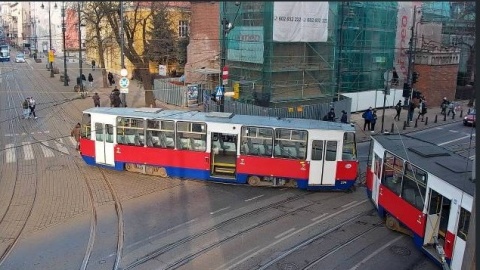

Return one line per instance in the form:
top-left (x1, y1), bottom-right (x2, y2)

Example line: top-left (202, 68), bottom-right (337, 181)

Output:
top-left (223, 2), bottom-right (396, 106)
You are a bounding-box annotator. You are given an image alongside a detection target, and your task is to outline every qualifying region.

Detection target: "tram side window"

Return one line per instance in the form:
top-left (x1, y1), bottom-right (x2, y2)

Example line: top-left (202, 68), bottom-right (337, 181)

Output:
top-left (81, 113), bottom-right (91, 139)
top-left (176, 121), bottom-right (206, 151)
top-left (342, 132), bottom-right (357, 160)
top-left (95, 123), bottom-right (103, 142)
top-left (381, 151), bottom-right (404, 196)
top-left (146, 120), bottom-right (175, 149)
top-left (240, 126), bottom-right (273, 156)
top-left (311, 140), bottom-right (323, 160)
top-left (117, 117), bottom-right (145, 146)
top-left (457, 208), bottom-right (470, 241)
top-left (325, 141), bottom-right (338, 161)
top-left (401, 162), bottom-right (427, 211)
top-left (274, 129), bottom-right (307, 159)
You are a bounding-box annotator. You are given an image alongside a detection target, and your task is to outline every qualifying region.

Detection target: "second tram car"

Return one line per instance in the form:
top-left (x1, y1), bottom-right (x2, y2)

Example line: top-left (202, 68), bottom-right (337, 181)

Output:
top-left (79, 108), bottom-right (359, 191)
top-left (0, 44), bottom-right (10, 62)
top-left (366, 134), bottom-right (473, 269)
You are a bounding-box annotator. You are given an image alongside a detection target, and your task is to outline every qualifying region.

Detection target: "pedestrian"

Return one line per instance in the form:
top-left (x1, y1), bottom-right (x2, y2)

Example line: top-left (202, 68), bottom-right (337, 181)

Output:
top-left (92, 92), bottom-right (100, 107)
top-left (111, 87), bottom-right (121, 107)
top-left (108, 72), bottom-right (113, 86)
top-left (394, 100), bottom-right (402, 121)
top-left (370, 109), bottom-right (378, 133)
top-left (408, 101), bottom-right (416, 122)
top-left (362, 107), bottom-right (373, 131)
top-left (440, 97), bottom-right (448, 115)
top-left (88, 73), bottom-right (94, 88)
top-left (71, 123), bottom-right (81, 150)
top-left (417, 99), bottom-right (427, 121)
top-left (327, 108), bottom-right (336, 122)
top-left (340, 110), bottom-right (348, 123)
top-left (22, 98), bottom-right (30, 119)
top-left (28, 97), bottom-right (38, 119)
top-left (91, 59), bottom-right (96, 70)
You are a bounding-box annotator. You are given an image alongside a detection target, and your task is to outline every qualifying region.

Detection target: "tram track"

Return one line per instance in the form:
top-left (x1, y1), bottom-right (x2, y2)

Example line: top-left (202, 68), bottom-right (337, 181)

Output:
top-left (0, 62), bottom-right (40, 267)
top-left (123, 192), bottom-right (356, 269)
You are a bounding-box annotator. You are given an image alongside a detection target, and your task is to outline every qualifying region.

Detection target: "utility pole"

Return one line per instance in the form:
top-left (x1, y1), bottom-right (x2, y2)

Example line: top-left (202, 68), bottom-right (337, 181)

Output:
top-left (406, 5), bottom-right (417, 106)
top-left (61, 2), bottom-right (68, 86)
top-left (120, 1), bottom-right (127, 107)
top-left (77, 2), bottom-right (84, 93)
top-left (47, 2), bottom-right (54, 78)
top-left (219, 1), bottom-right (228, 112)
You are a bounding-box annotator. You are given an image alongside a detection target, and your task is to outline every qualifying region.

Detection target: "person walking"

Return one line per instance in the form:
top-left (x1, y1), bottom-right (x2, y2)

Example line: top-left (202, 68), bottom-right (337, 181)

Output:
top-left (108, 72), bottom-right (115, 86)
top-left (447, 101), bottom-right (456, 116)
top-left (370, 109), bottom-right (378, 133)
top-left (340, 110), bottom-right (348, 123)
top-left (440, 97), bottom-right (448, 115)
top-left (92, 92), bottom-right (101, 107)
top-left (88, 73), bottom-right (94, 88)
top-left (394, 100), bottom-right (402, 121)
top-left (28, 97), bottom-right (38, 119)
top-left (22, 98), bottom-right (30, 119)
top-left (362, 107), bottom-right (373, 131)
top-left (417, 99), bottom-right (427, 121)
top-left (408, 101), bottom-right (416, 122)
top-left (71, 123), bottom-right (81, 150)
top-left (327, 108), bottom-right (336, 122)
top-left (91, 59), bottom-right (96, 70)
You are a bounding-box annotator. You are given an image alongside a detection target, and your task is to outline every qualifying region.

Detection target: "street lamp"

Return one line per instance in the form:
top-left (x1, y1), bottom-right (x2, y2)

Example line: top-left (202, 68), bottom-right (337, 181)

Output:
top-left (41, 2), bottom-right (57, 78)
top-left (120, 1), bottom-right (127, 107)
top-left (61, 2), bottom-right (68, 86)
top-left (77, 2), bottom-right (84, 93)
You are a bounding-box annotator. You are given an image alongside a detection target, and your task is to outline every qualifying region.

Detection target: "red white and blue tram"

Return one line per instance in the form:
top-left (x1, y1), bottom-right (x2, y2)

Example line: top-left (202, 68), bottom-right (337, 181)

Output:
top-left (366, 134), bottom-right (473, 269)
top-left (79, 107), bottom-right (358, 191)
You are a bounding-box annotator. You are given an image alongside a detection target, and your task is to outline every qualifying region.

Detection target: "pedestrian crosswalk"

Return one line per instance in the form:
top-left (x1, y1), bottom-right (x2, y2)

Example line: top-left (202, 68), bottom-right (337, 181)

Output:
top-left (3, 137), bottom-right (79, 163)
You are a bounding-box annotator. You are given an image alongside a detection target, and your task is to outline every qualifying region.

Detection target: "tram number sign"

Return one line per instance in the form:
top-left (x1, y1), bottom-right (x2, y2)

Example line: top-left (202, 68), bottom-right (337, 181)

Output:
top-left (119, 77), bottom-right (130, 88)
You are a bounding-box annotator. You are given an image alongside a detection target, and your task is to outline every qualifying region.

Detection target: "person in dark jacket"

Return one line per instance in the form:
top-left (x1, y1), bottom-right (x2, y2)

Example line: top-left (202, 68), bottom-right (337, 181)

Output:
top-left (362, 107), bottom-right (373, 131)
top-left (340, 110), bottom-right (348, 123)
top-left (394, 100), bottom-right (402, 121)
top-left (370, 109), bottom-right (378, 132)
top-left (92, 92), bottom-right (100, 107)
top-left (327, 108), bottom-right (336, 122)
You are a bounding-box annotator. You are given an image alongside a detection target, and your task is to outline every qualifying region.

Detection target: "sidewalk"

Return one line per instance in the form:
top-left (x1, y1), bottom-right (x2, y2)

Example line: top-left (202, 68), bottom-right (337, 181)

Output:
top-left (350, 100), bottom-right (472, 142)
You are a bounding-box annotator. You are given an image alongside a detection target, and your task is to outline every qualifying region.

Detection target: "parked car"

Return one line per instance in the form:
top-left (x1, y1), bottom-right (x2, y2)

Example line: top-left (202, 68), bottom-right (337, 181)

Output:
top-left (463, 109), bottom-right (476, 126)
top-left (15, 53), bottom-right (26, 63)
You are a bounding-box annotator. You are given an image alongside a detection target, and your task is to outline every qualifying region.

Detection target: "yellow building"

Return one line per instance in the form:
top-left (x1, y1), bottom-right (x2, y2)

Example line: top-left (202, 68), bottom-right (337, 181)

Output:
top-left (85, 2), bottom-right (190, 79)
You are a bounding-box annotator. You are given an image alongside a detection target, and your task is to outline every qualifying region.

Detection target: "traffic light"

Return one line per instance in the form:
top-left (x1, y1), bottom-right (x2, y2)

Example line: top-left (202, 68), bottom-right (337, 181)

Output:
top-left (402, 83), bottom-right (411, 98)
top-left (412, 72), bottom-right (419, 84)
top-left (233, 82), bottom-right (240, 99)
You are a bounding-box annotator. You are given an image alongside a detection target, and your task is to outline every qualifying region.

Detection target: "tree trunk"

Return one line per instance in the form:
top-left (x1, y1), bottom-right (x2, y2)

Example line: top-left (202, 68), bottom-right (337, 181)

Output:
top-left (140, 69), bottom-right (155, 107)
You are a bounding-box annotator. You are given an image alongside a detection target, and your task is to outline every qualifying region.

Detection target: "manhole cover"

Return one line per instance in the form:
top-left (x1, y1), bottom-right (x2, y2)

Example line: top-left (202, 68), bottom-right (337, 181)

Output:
top-left (390, 245), bottom-right (411, 256)
top-left (46, 165), bottom-right (67, 171)
top-left (277, 262), bottom-right (298, 270)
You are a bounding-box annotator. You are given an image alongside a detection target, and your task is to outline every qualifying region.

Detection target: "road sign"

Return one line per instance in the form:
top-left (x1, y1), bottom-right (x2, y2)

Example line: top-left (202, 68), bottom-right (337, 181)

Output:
top-left (120, 88), bottom-right (129, 93)
top-left (119, 77), bottom-right (130, 88)
top-left (159, 65), bottom-right (167, 76)
top-left (215, 86), bottom-right (224, 99)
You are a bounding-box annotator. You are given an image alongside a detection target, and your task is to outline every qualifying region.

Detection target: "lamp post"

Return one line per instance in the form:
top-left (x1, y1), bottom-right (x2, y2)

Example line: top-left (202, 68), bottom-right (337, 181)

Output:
top-left (41, 2), bottom-right (57, 78)
top-left (120, 1), bottom-right (127, 107)
top-left (61, 2), bottom-right (68, 86)
top-left (77, 2), bottom-right (84, 93)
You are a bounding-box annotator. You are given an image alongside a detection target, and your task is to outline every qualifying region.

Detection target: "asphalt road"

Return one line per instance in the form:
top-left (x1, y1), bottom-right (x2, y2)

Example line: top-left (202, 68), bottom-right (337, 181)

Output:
top-left (1, 57), bottom-right (474, 270)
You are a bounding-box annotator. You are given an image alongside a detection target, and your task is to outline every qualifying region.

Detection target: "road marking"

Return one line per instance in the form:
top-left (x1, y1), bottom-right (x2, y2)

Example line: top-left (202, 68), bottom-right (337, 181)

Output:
top-left (245, 195), bottom-right (264, 202)
top-left (438, 135), bottom-right (473, 146)
top-left (469, 155), bottom-right (475, 161)
top-left (22, 142), bottom-right (34, 160)
top-left (55, 139), bottom-right (69, 154)
top-left (166, 219), bottom-right (198, 232)
top-left (448, 130), bottom-right (459, 133)
top-left (311, 213), bottom-right (328, 221)
top-left (40, 142), bottom-right (55, 158)
top-left (275, 228), bottom-right (296, 239)
top-left (342, 200), bottom-right (358, 208)
top-left (214, 246), bottom-right (261, 270)
top-left (5, 130), bottom-right (51, 137)
top-left (6, 144), bottom-right (16, 163)
top-left (210, 206), bottom-right (231, 215)
top-left (348, 235), bottom-right (403, 270)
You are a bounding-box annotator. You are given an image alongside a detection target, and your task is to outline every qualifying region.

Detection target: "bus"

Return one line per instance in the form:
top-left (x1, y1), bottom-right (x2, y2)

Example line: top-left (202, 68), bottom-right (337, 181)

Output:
top-left (366, 134), bottom-right (473, 269)
top-left (0, 44), bottom-right (10, 62)
top-left (79, 107), bottom-right (359, 191)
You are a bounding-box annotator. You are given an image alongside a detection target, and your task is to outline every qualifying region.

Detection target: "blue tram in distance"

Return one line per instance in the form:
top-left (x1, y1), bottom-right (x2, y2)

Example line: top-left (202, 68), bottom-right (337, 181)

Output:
top-left (0, 44), bottom-right (10, 62)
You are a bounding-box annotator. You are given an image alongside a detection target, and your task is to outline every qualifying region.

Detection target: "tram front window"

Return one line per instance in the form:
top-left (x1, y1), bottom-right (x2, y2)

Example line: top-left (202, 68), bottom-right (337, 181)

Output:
top-left (81, 113), bottom-right (91, 139)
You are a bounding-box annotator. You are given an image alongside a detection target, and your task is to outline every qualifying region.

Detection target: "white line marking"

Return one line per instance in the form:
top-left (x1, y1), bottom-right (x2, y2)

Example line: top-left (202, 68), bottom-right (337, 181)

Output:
top-left (245, 195), bottom-right (264, 202)
top-left (341, 200), bottom-right (358, 208)
top-left (40, 142), bottom-right (55, 158)
top-left (438, 135), bottom-right (473, 146)
top-left (6, 144), bottom-right (16, 163)
top-left (311, 213), bottom-right (328, 221)
top-left (348, 235), bottom-right (403, 270)
top-left (69, 137), bottom-right (77, 146)
top-left (448, 130), bottom-right (459, 133)
top-left (469, 155), bottom-right (475, 160)
top-left (22, 142), bottom-right (34, 160)
top-left (210, 206), bottom-right (231, 215)
top-left (214, 246), bottom-right (261, 270)
top-left (275, 228), bottom-right (296, 239)
top-left (4, 134), bottom-right (13, 137)
top-left (226, 200), bottom-right (368, 270)
top-left (55, 139), bottom-right (69, 154)
top-left (167, 219), bottom-right (198, 232)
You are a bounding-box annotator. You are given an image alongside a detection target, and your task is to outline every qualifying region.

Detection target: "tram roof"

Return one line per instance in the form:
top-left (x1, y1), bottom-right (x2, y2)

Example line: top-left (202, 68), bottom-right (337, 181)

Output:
top-left (373, 134), bottom-right (475, 196)
top-left (83, 107), bottom-right (355, 132)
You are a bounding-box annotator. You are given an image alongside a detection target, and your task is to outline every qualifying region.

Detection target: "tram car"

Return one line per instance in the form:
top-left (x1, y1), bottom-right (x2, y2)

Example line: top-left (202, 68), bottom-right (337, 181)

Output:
top-left (366, 134), bottom-right (473, 269)
top-left (0, 44), bottom-right (10, 62)
top-left (79, 107), bottom-right (359, 191)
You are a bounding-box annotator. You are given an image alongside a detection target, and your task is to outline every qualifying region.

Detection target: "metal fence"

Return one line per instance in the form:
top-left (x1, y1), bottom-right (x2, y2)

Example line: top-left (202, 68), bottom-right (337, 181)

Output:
top-left (153, 78), bottom-right (352, 121)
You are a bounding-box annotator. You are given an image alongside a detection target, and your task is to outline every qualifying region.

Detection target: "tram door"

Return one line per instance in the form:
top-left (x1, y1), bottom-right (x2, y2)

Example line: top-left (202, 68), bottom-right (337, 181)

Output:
top-left (309, 140), bottom-right (338, 185)
top-left (424, 189), bottom-right (451, 246)
top-left (94, 122), bottom-right (115, 166)
top-left (210, 132), bottom-right (238, 178)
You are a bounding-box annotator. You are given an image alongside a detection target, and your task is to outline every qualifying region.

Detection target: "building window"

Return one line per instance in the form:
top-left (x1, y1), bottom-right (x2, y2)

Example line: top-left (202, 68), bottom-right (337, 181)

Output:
top-left (178, 20), bottom-right (188, 38)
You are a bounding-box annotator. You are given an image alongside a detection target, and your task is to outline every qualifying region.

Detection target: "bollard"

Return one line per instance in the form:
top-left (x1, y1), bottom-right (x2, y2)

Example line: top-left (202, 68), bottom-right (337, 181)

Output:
top-left (425, 117), bottom-right (428, 125)
top-left (460, 110), bottom-right (463, 117)
top-left (452, 113), bottom-right (455, 120)
top-left (390, 123), bottom-right (394, 133)
top-left (434, 114), bottom-right (438, 123)
top-left (403, 121), bottom-right (407, 130)
top-left (414, 119), bottom-right (418, 128)
top-left (444, 113), bottom-right (447, 121)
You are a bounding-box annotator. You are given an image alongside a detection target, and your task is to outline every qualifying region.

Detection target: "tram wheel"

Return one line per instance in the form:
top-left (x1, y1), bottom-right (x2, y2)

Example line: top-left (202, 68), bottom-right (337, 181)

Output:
top-left (247, 175), bottom-right (261, 186)
top-left (125, 163), bottom-right (134, 171)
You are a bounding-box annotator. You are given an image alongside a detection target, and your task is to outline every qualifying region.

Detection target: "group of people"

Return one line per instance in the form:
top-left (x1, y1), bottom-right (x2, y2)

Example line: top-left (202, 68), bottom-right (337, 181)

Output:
top-left (361, 107), bottom-right (378, 132)
top-left (440, 97), bottom-right (457, 116)
top-left (21, 97), bottom-right (38, 119)
top-left (322, 108), bottom-right (349, 124)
